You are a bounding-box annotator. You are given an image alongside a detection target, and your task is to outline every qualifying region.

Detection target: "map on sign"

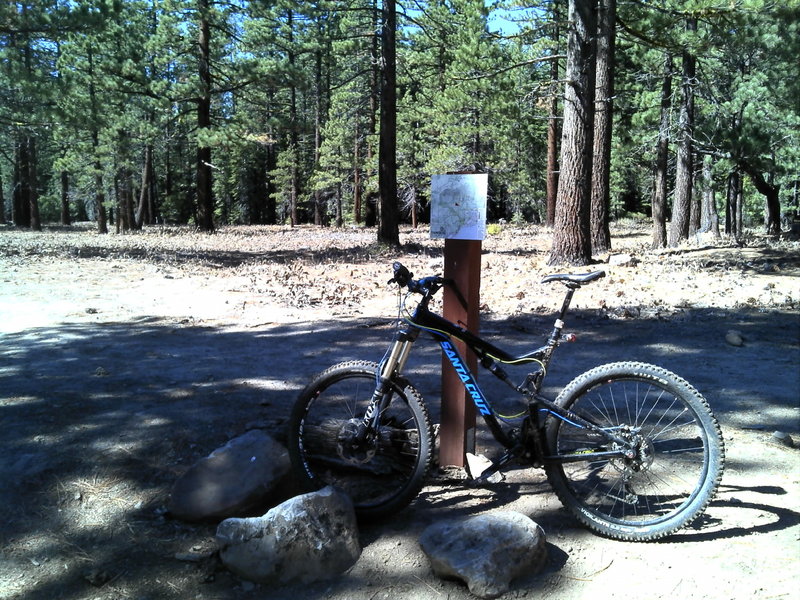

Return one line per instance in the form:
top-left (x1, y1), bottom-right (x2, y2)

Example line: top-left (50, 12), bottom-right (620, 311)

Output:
top-left (430, 174), bottom-right (488, 240)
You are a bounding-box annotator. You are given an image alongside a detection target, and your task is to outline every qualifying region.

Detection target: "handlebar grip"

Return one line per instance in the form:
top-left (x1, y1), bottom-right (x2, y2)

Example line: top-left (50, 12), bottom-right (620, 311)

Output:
top-left (391, 262), bottom-right (413, 288)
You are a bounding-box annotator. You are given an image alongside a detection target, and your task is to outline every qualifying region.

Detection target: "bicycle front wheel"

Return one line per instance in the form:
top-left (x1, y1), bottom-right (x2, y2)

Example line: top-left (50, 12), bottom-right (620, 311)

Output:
top-left (544, 362), bottom-right (725, 541)
top-left (287, 360), bottom-right (433, 520)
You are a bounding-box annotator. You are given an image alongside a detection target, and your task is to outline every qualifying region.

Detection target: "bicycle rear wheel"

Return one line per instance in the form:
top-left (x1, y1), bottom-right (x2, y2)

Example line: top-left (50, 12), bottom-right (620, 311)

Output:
top-left (544, 362), bottom-right (724, 541)
top-left (288, 360), bottom-right (433, 520)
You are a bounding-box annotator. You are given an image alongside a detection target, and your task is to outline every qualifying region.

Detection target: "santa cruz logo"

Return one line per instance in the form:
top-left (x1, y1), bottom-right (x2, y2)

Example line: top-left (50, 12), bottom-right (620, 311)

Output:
top-left (440, 341), bottom-right (492, 415)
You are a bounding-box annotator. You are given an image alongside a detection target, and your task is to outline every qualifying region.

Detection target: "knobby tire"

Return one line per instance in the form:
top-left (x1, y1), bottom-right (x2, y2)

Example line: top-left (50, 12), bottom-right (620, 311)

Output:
top-left (288, 360), bottom-right (433, 520)
top-left (543, 361), bottom-right (725, 541)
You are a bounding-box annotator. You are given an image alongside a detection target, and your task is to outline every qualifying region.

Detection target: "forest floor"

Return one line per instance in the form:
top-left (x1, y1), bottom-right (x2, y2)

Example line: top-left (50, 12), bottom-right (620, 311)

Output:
top-left (1, 221), bottom-right (799, 600)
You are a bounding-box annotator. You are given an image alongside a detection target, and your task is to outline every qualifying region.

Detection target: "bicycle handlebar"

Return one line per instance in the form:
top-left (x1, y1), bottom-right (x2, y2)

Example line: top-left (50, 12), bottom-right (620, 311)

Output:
top-left (390, 261), bottom-right (606, 299)
top-left (390, 262), bottom-right (443, 295)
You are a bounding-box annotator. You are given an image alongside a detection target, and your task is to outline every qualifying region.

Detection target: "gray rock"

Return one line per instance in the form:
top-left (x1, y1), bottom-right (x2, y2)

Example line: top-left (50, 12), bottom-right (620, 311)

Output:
top-left (771, 431), bottom-right (795, 448)
top-left (169, 429), bottom-right (290, 521)
top-left (608, 253), bottom-right (638, 266)
top-left (420, 511), bottom-right (547, 599)
top-left (216, 486), bottom-right (361, 585)
top-left (725, 330), bottom-right (744, 347)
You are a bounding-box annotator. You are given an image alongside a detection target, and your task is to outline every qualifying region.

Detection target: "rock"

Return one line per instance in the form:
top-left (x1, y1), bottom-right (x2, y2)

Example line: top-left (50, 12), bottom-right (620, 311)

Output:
top-left (216, 486), bottom-right (361, 585)
top-left (608, 253), bottom-right (638, 267)
top-left (169, 429), bottom-right (290, 521)
top-left (419, 511), bottom-right (547, 599)
top-left (770, 431), bottom-right (795, 448)
top-left (725, 330), bottom-right (744, 347)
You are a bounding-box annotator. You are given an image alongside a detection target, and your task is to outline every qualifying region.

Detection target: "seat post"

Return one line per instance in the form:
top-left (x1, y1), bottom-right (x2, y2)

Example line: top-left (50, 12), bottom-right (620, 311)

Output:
top-left (557, 285), bottom-right (578, 321)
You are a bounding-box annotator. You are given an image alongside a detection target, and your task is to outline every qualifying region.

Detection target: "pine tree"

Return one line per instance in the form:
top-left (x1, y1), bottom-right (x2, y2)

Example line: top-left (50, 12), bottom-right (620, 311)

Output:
top-left (548, 0), bottom-right (596, 266)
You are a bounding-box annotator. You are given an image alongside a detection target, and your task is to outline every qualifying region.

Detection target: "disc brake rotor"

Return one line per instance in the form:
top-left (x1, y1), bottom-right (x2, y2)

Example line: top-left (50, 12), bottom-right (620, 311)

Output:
top-left (337, 419), bottom-right (377, 464)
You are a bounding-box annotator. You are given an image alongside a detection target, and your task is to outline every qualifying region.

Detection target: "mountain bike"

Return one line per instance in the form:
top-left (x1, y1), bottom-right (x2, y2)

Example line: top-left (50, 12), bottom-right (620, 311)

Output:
top-left (288, 262), bottom-right (725, 541)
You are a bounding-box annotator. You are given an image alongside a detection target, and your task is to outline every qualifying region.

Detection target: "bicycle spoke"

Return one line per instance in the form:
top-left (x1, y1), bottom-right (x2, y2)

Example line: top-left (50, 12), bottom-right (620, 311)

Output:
top-left (547, 365), bottom-right (722, 539)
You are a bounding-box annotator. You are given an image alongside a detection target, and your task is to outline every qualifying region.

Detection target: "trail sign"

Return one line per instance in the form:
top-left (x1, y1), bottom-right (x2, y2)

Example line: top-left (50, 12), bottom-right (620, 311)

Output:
top-left (430, 174), bottom-right (488, 241)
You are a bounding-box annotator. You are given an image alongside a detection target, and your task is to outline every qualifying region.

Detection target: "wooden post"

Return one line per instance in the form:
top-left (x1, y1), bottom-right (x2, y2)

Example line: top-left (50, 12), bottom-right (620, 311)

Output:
top-left (439, 238), bottom-right (481, 467)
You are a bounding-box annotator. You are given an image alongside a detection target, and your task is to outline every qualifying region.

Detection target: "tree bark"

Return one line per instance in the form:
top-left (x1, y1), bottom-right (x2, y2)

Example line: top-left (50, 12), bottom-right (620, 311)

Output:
top-left (12, 142), bottom-right (24, 227)
top-left (60, 171), bottom-right (71, 225)
top-left (94, 168), bottom-right (108, 234)
top-left (548, 0), bottom-right (596, 266)
top-left (689, 158), bottom-right (701, 235)
top-left (196, 0), bottom-right (214, 232)
top-left (378, 0), bottom-right (399, 246)
top-left (651, 53), bottom-right (672, 249)
top-left (701, 154), bottom-right (720, 238)
top-left (0, 174), bottom-right (5, 224)
top-left (725, 169), bottom-right (739, 239)
top-left (363, 0), bottom-right (380, 229)
top-left (287, 9), bottom-right (299, 227)
top-left (265, 143), bottom-right (277, 224)
top-left (136, 145), bottom-right (153, 228)
top-left (668, 18), bottom-right (696, 247)
top-left (354, 119), bottom-right (362, 224)
top-left (590, 0), bottom-right (614, 253)
top-left (13, 135), bottom-right (32, 228)
top-left (545, 0), bottom-right (561, 227)
top-left (314, 45), bottom-right (324, 227)
top-left (26, 136), bottom-right (41, 231)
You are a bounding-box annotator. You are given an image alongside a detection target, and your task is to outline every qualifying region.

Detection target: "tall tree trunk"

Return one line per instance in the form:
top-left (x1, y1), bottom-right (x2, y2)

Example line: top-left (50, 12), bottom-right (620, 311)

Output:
top-left (548, 0), bottom-right (596, 266)
top-left (701, 154), bottom-right (720, 238)
top-left (26, 136), bottom-right (41, 231)
top-left (668, 18), bottom-right (696, 247)
top-left (13, 136), bottom-right (31, 227)
top-left (123, 169), bottom-right (136, 231)
top-left (735, 172), bottom-right (743, 235)
top-left (651, 53), bottom-right (673, 249)
top-left (354, 119), bottom-right (362, 224)
top-left (377, 0), bottom-right (399, 246)
top-left (136, 146), bottom-right (153, 228)
top-left (196, 0), bottom-right (214, 232)
top-left (94, 167), bottom-right (108, 234)
top-left (364, 0), bottom-right (380, 229)
top-left (590, 0), bottom-right (614, 253)
top-left (545, 0), bottom-right (561, 227)
top-left (265, 143), bottom-right (277, 224)
top-left (60, 171), bottom-right (71, 225)
top-left (725, 169), bottom-right (739, 239)
top-left (0, 174), bottom-right (5, 224)
top-left (86, 47), bottom-right (108, 234)
top-left (287, 9), bottom-right (299, 227)
top-left (314, 45), bottom-right (324, 226)
top-left (335, 183), bottom-right (343, 227)
top-left (93, 142), bottom-right (109, 234)
top-left (689, 159), bottom-right (701, 235)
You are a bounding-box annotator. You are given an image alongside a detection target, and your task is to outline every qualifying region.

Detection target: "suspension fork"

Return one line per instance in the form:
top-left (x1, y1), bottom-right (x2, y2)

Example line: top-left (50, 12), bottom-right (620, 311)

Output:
top-left (358, 329), bottom-right (419, 436)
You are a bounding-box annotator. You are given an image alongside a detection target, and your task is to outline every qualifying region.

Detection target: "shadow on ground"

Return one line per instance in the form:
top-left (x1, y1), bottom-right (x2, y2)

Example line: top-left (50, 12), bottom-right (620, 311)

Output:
top-left (1, 307), bottom-right (798, 599)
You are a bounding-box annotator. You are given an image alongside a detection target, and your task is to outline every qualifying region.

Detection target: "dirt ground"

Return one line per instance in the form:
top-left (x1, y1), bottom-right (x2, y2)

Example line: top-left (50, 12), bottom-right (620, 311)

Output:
top-left (1, 222), bottom-right (799, 600)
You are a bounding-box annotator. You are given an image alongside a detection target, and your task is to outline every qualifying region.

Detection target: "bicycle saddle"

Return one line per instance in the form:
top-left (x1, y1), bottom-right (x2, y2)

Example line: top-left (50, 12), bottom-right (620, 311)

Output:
top-left (541, 271), bottom-right (606, 286)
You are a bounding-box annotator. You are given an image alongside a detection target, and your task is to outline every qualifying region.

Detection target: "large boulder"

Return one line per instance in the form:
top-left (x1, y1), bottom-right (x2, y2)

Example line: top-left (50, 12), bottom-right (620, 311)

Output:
top-left (169, 429), bottom-right (290, 521)
top-left (216, 486), bottom-right (361, 585)
top-left (419, 511), bottom-right (547, 599)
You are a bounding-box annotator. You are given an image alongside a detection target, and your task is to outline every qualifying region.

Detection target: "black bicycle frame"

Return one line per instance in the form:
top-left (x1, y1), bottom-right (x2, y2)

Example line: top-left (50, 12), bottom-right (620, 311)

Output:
top-left (402, 298), bottom-right (635, 461)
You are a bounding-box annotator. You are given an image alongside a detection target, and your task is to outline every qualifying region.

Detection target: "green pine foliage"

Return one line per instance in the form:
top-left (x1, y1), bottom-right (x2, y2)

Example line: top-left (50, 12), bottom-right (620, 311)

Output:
top-left (1, 0), bottom-right (798, 231)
